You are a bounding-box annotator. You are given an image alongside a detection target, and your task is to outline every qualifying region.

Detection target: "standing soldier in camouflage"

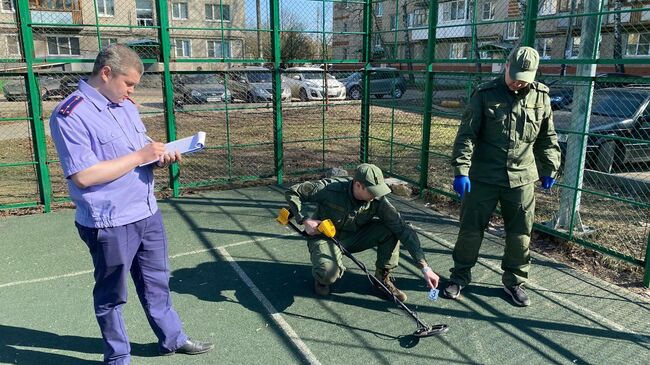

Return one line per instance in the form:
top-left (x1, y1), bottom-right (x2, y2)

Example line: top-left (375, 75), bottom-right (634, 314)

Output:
top-left (285, 163), bottom-right (440, 302)
top-left (443, 46), bottom-right (561, 307)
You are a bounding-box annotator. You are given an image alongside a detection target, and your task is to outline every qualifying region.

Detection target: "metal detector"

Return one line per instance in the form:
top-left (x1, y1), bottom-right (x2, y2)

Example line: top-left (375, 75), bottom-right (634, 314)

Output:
top-left (277, 208), bottom-right (449, 337)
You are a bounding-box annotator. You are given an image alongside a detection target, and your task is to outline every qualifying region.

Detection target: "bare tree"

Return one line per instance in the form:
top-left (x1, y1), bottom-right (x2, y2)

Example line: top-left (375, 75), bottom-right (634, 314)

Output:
top-left (560, 0), bottom-right (578, 76)
top-left (242, 11), bottom-right (319, 66)
top-left (613, 0), bottom-right (625, 73)
top-left (345, 3), bottom-right (388, 59)
top-left (401, 1), bottom-right (416, 83)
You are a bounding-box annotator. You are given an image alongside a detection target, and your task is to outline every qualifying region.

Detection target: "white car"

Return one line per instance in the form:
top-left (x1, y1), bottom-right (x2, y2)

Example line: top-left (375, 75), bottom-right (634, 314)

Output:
top-left (284, 67), bottom-right (346, 101)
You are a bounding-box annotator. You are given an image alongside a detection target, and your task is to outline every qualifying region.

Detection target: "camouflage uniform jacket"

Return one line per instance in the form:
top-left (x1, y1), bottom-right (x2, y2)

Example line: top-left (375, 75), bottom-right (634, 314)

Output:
top-left (451, 76), bottom-right (562, 188)
top-left (285, 177), bottom-right (426, 263)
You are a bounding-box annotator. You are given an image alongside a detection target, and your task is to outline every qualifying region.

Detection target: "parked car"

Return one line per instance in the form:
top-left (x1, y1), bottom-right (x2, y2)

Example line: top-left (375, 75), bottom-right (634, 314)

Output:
top-left (553, 87), bottom-right (650, 173)
top-left (2, 74), bottom-right (78, 101)
top-left (341, 67), bottom-right (407, 100)
top-left (283, 67), bottom-right (346, 101)
top-left (543, 73), bottom-right (641, 110)
top-left (228, 66), bottom-right (291, 102)
top-left (173, 73), bottom-right (230, 105)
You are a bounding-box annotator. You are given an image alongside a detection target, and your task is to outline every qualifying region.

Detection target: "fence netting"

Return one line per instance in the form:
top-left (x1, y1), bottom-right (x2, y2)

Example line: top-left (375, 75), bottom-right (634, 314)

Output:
top-left (0, 0), bottom-right (648, 282)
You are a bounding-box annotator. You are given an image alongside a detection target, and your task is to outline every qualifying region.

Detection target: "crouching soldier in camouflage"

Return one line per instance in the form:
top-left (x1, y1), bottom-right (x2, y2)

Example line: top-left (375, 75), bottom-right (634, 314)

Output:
top-left (285, 163), bottom-right (440, 302)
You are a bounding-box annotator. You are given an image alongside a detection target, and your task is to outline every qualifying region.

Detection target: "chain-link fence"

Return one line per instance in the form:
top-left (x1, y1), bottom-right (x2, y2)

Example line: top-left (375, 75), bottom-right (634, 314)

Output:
top-left (365, 0), bottom-right (650, 286)
top-left (0, 0), bottom-right (649, 285)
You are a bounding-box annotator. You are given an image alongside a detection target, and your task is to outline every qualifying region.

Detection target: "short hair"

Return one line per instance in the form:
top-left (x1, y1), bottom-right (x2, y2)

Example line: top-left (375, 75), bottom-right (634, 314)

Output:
top-left (92, 44), bottom-right (144, 76)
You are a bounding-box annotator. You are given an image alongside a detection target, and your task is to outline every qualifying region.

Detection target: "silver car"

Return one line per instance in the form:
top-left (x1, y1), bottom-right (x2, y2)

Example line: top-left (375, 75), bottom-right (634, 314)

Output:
top-left (228, 66), bottom-right (291, 103)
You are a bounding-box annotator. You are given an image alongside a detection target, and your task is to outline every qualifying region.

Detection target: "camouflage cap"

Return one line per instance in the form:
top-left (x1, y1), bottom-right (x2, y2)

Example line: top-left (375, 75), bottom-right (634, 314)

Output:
top-left (508, 46), bottom-right (539, 83)
top-left (354, 163), bottom-right (391, 198)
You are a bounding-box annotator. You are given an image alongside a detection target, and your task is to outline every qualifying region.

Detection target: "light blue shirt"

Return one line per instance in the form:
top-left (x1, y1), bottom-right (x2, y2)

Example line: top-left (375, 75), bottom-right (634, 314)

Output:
top-left (50, 80), bottom-right (158, 228)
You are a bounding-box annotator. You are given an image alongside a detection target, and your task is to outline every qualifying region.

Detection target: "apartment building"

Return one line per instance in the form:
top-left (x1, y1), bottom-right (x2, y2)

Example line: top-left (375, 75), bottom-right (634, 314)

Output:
top-left (0, 0), bottom-right (245, 71)
top-left (332, 0), bottom-right (650, 74)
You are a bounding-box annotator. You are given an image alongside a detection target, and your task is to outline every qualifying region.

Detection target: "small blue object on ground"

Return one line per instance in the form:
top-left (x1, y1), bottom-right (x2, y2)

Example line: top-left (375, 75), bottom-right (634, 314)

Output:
top-left (428, 288), bottom-right (439, 301)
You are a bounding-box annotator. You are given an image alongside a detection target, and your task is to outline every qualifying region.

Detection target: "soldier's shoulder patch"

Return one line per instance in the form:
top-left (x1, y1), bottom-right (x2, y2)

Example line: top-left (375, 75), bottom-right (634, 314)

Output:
top-left (58, 95), bottom-right (84, 116)
top-left (533, 82), bottom-right (549, 93)
top-left (298, 181), bottom-right (316, 195)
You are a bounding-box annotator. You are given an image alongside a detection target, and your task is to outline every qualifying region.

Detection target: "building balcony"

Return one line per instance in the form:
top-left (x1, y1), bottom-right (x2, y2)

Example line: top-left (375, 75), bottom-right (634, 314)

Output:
top-left (29, 0), bottom-right (83, 25)
top-left (436, 23), bottom-right (472, 39)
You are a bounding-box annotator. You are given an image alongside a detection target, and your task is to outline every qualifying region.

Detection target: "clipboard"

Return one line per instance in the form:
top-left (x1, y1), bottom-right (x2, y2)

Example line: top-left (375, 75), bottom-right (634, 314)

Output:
top-left (140, 131), bottom-right (207, 167)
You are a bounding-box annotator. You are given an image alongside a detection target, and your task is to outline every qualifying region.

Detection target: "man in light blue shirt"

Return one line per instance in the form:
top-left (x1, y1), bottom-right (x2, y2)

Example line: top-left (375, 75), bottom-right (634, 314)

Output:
top-left (50, 44), bottom-right (213, 364)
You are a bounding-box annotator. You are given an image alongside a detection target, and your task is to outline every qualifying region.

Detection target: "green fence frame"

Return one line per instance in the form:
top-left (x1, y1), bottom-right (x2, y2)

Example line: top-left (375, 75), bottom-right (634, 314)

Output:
top-left (1, 0), bottom-right (648, 287)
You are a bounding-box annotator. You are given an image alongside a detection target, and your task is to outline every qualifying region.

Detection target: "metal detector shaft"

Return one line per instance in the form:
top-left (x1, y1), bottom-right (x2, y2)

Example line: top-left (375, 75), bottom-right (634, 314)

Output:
top-left (325, 234), bottom-right (430, 329)
top-left (277, 208), bottom-right (447, 337)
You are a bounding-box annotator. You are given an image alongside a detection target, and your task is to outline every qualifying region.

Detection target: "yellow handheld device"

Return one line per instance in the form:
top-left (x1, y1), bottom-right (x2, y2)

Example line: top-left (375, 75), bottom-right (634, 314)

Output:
top-left (277, 208), bottom-right (291, 225)
top-left (318, 219), bottom-right (336, 238)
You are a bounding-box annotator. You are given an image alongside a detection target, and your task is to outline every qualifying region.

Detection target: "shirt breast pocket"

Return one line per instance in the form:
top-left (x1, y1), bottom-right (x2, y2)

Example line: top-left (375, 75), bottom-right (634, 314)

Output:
top-left (97, 128), bottom-right (127, 160)
top-left (322, 201), bottom-right (346, 224)
top-left (524, 105), bottom-right (543, 142)
top-left (485, 105), bottom-right (509, 139)
top-left (134, 122), bottom-right (147, 148)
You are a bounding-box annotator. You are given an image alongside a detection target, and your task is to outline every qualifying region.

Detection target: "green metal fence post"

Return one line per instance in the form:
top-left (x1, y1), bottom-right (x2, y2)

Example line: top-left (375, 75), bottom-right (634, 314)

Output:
top-left (16, 0), bottom-right (52, 212)
top-left (359, 0), bottom-right (372, 163)
top-left (270, 0), bottom-right (283, 184)
top-left (154, 0), bottom-right (180, 196)
top-left (523, 0), bottom-right (539, 47)
top-left (643, 233), bottom-right (650, 288)
top-left (418, 0), bottom-right (439, 196)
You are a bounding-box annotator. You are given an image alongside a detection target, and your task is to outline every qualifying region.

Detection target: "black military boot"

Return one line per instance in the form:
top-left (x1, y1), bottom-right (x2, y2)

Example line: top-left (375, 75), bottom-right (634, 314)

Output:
top-left (374, 268), bottom-right (407, 302)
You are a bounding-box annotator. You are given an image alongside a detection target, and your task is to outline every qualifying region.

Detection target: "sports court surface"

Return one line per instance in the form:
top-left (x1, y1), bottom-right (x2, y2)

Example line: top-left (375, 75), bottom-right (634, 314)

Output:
top-left (1, 186), bottom-right (648, 364)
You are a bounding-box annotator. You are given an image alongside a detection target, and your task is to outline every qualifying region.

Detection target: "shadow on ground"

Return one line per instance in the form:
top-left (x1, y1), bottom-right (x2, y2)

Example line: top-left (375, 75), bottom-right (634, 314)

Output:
top-left (0, 324), bottom-right (159, 364)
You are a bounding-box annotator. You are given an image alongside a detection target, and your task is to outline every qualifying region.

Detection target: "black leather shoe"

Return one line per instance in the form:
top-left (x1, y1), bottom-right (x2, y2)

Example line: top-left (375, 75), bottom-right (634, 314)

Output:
top-left (161, 338), bottom-right (214, 356)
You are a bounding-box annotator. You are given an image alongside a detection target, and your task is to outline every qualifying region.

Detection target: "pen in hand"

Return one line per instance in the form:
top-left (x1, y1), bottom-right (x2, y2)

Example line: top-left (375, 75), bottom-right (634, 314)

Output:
top-left (145, 135), bottom-right (154, 143)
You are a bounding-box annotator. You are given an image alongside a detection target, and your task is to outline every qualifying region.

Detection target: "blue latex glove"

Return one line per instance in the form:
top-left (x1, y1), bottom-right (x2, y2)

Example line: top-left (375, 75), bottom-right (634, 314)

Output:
top-left (541, 176), bottom-right (556, 189)
top-left (453, 175), bottom-right (471, 198)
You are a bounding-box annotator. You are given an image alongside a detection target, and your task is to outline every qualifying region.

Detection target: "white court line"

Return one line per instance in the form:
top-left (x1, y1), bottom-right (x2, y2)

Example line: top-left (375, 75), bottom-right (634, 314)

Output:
top-left (217, 246), bottom-right (321, 365)
top-left (412, 225), bottom-right (650, 346)
top-left (0, 270), bottom-right (94, 289)
top-left (0, 233), bottom-right (297, 289)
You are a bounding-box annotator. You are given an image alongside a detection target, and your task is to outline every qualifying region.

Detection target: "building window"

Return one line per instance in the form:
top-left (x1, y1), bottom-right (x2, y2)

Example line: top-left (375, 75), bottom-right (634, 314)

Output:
top-left (441, 0), bottom-right (466, 22)
top-left (539, 0), bottom-right (556, 15)
top-left (626, 33), bottom-right (650, 57)
top-left (1, 0), bottom-right (14, 12)
top-left (97, 0), bottom-right (114, 17)
top-left (408, 8), bottom-right (428, 28)
top-left (205, 4), bottom-right (230, 22)
top-left (343, 48), bottom-right (348, 59)
top-left (536, 38), bottom-right (553, 59)
top-left (205, 4), bottom-right (230, 21)
top-left (558, 0), bottom-right (583, 13)
top-left (375, 3), bottom-right (383, 17)
top-left (570, 36), bottom-right (580, 58)
top-left (47, 36), bottom-right (80, 56)
top-left (136, 0), bottom-right (154, 26)
top-left (207, 40), bottom-right (231, 58)
top-left (506, 21), bottom-right (519, 40)
top-left (100, 38), bottom-right (118, 48)
top-left (390, 14), bottom-right (398, 30)
top-left (343, 23), bottom-right (348, 32)
top-left (6, 34), bottom-right (19, 56)
top-left (174, 39), bottom-right (191, 57)
top-left (482, 1), bottom-right (494, 20)
top-left (449, 42), bottom-right (467, 59)
top-left (172, 2), bottom-right (188, 20)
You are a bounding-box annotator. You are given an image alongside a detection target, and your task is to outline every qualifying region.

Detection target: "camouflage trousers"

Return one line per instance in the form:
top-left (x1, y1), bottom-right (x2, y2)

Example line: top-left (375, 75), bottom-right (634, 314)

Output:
top-left (450, 180), bottom-right (535, 287)
top-left (307, 221), bottom-right (400, 285)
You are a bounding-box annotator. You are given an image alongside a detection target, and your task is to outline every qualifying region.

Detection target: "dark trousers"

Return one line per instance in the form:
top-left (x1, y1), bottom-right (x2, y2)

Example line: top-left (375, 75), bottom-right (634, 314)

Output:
top-left (450, 181), bottom-right (535, 287)
top-left (308, 221), bottom-right (400, 285)
top-left (76, 210), bottom-right (187, 365)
